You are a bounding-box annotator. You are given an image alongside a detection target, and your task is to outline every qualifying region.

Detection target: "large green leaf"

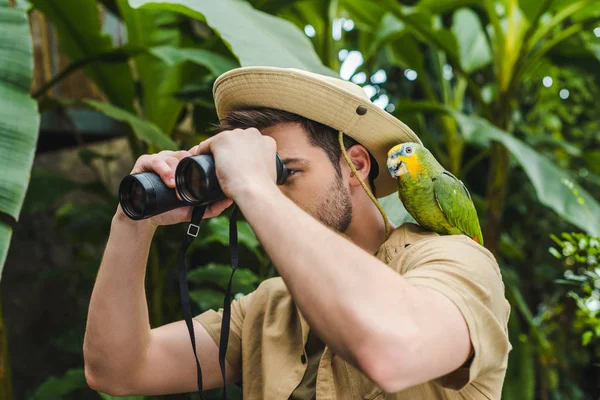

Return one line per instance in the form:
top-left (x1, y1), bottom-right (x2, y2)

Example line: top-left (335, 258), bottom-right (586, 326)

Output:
top-left (452, 8), bottom-right (492, 73)
top-left (395, 101), bottom-right (600, 236)
top-left (30, 368), bottom-right (87, 400)
top-left (149, 46), bottom-right (239, 76)
top-left (117, 0), bottom-right (185, 134)
top-left (29, 0), bottom-right (135, 111)
top-left (78, 99), bottom-right (178, 150)
top-left (33, 44), bottom-right (238, 99)
top-left (379, 0), bottom-right (459, 62)
top-left (0, 1), bottom-right (40, 272)
top-left (416, 0), bottom-right (480, 14)
top-left (380, 193), bottom-right (416, 226)
top-left (457, 114), bottom-right (600, 236)
top-left (128, 0), bottom-right (336, 76)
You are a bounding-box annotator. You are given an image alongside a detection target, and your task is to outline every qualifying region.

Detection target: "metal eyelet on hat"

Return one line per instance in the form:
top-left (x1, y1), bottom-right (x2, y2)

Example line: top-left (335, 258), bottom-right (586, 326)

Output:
top-left (356, 105), bottom-right (368, 115)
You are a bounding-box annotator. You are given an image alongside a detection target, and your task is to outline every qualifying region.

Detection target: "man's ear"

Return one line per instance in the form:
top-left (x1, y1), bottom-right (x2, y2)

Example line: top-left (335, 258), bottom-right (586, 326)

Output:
top-left (344, 145), bottom-right (371, 188)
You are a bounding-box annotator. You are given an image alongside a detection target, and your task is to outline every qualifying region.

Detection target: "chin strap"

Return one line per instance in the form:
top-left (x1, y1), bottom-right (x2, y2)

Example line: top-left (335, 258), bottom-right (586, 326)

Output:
top-left (177, 205), bottom-right (239, 400)
top-left (337, 130), bottom-right (391, 240)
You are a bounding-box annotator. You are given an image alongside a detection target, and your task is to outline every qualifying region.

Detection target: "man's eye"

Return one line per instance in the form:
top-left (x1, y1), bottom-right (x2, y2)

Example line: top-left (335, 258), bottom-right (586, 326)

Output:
top-left (287, 169), bottom-right (299, 176)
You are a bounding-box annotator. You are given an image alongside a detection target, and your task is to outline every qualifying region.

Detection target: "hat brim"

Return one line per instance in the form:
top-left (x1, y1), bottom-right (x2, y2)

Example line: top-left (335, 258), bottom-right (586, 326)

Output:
top-left (213, 66), bottom-right (422, 198)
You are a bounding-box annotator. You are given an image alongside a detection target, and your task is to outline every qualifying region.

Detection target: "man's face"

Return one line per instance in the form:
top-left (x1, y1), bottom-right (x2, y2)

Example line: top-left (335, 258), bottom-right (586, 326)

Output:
top-left (261, 123), bottom-right (353, 233)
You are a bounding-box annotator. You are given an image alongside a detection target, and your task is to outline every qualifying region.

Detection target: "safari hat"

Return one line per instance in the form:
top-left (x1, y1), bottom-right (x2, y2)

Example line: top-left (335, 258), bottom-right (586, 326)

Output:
top-left (212, 66), bottom-right (422, 198)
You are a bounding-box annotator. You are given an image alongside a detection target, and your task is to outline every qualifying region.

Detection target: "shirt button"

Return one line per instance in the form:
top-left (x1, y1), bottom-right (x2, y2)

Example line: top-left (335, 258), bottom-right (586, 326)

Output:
top-left (301, 354), bottom-right (307, 364)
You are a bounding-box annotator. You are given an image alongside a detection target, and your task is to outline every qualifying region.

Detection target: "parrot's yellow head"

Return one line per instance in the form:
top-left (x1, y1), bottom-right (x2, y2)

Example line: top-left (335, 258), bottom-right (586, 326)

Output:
top-left (387, 142), bottom-right (424, 178)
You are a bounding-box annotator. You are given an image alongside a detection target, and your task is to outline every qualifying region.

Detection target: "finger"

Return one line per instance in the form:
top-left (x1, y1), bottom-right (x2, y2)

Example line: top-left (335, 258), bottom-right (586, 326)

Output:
top-left (131, 154), bottom-right (152, 174)
top-left (163, 156), bottom-right (180, 170)
top-left (204, 198), bottom-right (233, 218)
top-left (161, 156), bottom-right (184, 198)
top-left (193, 136), bottom-right (216, 156)
top-left (150, 157), bottom-right (176, 187)
top-left (172, 149), bottom-right (192, 160)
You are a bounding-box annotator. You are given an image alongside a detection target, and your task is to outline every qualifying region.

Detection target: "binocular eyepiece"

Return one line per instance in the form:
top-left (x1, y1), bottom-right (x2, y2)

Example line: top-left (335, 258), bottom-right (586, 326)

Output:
top-left (119, 153), bottom-right (288, 220)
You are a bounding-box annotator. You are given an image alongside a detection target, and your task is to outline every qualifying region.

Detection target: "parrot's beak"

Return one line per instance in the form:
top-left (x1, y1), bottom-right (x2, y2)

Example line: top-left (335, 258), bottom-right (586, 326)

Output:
top-left (387, 157), bottom-right (403, 177)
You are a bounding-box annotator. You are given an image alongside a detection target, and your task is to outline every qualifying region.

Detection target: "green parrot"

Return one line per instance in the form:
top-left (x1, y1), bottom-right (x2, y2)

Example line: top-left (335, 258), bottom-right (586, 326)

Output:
top-left (387, 142), bottom-right (484, 246)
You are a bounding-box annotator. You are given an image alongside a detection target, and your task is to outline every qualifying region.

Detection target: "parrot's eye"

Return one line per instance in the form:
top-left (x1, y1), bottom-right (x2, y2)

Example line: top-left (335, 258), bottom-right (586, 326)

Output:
top-left (405, 146), bottom-right (413, 155)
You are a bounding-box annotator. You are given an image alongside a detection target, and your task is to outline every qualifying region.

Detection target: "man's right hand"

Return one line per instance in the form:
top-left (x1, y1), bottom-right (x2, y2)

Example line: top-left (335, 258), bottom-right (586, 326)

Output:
top-left (114, 149), bottom-right (234, 228)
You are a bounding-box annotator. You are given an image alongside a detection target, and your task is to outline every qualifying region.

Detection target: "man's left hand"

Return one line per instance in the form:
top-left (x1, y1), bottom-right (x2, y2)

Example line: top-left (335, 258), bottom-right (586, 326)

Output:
top-left (189, 128), bottom-right (279, 201)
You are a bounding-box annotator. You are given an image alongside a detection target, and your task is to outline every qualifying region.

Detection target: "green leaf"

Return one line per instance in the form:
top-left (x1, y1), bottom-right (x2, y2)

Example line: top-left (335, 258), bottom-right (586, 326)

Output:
top-left (129, 0), bottom-right (336, 76)
top-left (55, 202), bottom-right (116, 244)
top-left (196, 216), bottom-right (261, 251)
top-left (456, 114), bottom-right (600, 236)
top-left (452, 8), bottom-right (492, 73)
top-left (379, 1), bottom-right (459, 62)
top-left (149, 46), bottom-right (239, 76)
top-left (22, 168), bottom-right (79, 214)
top-left (549, 247), bottom-right (562, 259)
top-left (379, 193), bottom-right (417, 226)
top-left (78, 99), bottom-right (178, 150)
top-left (188, 263), bottom-right (259, 294)
top-left (416, 0), bottom-right (480, 14)
top-left (29, 0), bottom-right (135, 111)
top-left (339, 0), bottom-right (388, 31)
top-left (190, 288), bottom-right (227, 312)
top-left (99, 394), bottom-right (145, 400)
top-left (584, 150), bottom-right (600, 174)
top-left (518, 0), bottom-right (553, 23)
top-left (30, 368), bottom-right (87, 400)
top-left (582, 330), bottom-right (593, 346)
top-left (117, 1), bottom-right (190, 134)
top-left (393, 101), bottom-right (600, 236)
top-left (0, 1), bottom-right (40, 272)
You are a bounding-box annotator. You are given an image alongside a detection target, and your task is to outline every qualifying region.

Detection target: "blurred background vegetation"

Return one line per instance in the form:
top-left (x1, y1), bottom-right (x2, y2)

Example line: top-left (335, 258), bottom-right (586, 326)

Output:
top-left (0, 0), bottom-right (599, 398)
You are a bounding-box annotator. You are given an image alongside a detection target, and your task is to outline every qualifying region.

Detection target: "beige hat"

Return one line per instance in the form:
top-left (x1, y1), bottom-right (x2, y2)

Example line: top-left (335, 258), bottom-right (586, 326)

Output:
top-left (212, 66), bottom-right (422, 198)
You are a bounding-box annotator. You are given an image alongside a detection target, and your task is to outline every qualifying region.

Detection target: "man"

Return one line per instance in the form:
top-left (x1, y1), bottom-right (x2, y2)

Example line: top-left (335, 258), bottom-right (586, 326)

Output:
top-left (83, 66), bottom-right (511, 399)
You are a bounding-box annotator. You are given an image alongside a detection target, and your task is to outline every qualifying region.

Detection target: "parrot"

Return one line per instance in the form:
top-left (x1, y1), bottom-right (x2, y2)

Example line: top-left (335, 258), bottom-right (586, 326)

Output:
top-left (386, 142), bottom-right (484, 246)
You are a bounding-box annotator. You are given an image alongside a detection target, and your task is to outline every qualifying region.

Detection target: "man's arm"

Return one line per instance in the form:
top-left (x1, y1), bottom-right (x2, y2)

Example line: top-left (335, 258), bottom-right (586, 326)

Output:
top-left (235, 184), bottom-right (472, 392)
top-left (83, 149), bottom-right (237, 396)
top-left (83, 213), bottom-right (238, 396)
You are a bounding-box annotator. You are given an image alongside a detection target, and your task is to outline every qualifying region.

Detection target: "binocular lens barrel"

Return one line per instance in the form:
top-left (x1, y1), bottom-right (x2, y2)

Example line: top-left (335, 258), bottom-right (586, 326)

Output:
top-left (119, 172), bottom-right (188, 220)
top-left (176, 155), bottom-right (224, 204)
top-left (119, 153), bottom-right (287, 220)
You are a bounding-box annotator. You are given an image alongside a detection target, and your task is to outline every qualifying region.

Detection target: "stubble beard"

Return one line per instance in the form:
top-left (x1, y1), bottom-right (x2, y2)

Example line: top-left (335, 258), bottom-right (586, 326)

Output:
top-left (316, 172), bottom-right (353, 233)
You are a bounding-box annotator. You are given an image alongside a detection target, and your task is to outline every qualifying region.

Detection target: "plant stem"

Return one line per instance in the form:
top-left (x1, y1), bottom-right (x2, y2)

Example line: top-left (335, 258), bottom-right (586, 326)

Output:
top-left (485, 142), bottom-right (510, 255)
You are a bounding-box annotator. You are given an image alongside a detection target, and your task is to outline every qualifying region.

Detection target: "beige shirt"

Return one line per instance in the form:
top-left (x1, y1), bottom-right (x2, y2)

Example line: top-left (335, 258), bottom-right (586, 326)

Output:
top-left (195, 223), bottom-right (512, 399)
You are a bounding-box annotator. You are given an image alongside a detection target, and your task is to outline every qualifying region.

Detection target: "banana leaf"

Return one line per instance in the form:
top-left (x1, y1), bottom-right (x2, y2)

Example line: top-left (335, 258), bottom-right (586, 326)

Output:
top-left (0, 0), bottom-right (40, 273)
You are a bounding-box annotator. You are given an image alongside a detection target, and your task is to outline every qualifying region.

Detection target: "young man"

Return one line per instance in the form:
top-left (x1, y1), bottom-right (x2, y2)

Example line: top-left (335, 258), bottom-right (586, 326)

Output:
top-left (83, 66), bottom-right (511, 399)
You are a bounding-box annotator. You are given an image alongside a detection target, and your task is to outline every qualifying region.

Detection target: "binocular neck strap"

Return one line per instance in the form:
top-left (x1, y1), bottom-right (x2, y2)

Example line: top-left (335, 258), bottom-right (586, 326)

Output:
top-left (177, 204), bottom-right (240, 400)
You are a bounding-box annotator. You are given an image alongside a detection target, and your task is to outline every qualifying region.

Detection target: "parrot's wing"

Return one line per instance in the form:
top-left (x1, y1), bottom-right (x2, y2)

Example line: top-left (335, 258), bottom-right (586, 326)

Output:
top-left (433, 171), bottom-right (484, 245)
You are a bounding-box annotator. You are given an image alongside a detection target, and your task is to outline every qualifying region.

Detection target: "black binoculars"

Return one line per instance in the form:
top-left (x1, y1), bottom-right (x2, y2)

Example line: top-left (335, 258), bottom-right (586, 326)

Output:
top-left (118, 153), bottom-right (288, 220)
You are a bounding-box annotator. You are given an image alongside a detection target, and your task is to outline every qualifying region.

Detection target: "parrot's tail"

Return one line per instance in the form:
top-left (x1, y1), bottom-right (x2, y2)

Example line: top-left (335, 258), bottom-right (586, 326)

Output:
top-left (338, 130), bottom-right (391, 240)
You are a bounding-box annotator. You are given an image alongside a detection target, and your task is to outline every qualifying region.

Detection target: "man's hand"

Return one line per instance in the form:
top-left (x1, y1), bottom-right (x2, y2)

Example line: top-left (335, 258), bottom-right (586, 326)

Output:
top-left (189, 128), bottom-right (279, 201)
top-left (115, 149), bottom-right (233, 228)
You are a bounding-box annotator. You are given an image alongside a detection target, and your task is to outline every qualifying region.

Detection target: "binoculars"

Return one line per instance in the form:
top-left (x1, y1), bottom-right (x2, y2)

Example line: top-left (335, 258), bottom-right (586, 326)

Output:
top-left (119, 153), bottom-right (288, 220)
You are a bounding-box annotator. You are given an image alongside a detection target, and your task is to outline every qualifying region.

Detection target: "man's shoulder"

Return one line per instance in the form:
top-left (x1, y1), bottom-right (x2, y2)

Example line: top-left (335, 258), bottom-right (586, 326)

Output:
top-left (379, 223), bottom-right (499, 278)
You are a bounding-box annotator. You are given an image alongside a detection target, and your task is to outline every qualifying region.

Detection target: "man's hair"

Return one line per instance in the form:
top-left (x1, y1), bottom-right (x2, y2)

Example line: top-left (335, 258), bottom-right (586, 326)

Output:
top-left (211, 107), bottom-right (378, 195)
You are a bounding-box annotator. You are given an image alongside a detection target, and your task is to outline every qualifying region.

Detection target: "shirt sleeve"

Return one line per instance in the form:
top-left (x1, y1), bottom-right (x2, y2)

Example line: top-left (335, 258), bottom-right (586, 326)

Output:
top-left (399, 235), bottom-right (512, 390)
top-left (193, 290), bottom-right (255, 376)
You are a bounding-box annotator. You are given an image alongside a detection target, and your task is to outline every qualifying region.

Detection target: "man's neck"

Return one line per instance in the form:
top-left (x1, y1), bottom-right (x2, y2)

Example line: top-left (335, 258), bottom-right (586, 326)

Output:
top-left (343, 196), bottom-right (393, 255)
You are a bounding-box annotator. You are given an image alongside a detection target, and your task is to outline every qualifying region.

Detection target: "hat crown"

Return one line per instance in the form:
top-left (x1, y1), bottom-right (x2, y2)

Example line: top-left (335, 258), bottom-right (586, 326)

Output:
top-left (281, 68), bottom-right (370, 101)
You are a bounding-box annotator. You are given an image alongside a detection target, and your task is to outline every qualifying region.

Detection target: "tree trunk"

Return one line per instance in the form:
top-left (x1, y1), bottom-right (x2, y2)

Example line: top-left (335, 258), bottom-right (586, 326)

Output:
top-left (484, 143), bottom-right (510, 255)
top-left (0, 292), bottom-right (14, 400)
